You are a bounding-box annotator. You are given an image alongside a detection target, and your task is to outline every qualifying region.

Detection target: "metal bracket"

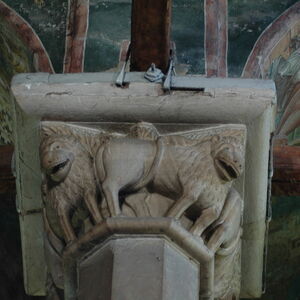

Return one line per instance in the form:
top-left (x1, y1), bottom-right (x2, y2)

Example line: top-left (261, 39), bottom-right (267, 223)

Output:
top-left (163, 56), bottom-right (175, 91)
top-left (116, 43), bottom-right (131, 87)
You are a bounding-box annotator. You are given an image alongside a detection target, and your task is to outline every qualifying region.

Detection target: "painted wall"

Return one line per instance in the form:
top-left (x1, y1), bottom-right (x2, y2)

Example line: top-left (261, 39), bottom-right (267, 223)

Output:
top-left (85, 0), bottom-right (205, 73)
top-left (261, 197), bottom-right (300, 300)
top-left (2, 0), bottom-right (299, 76)
top-left (228, 0), bottom-right (299, 76)
top-left (0, 16), bottom-right (34, 144)
top-left (86, 0), bottom-right (300, 76)
top-left (3, 0), bottom-right (67, 73)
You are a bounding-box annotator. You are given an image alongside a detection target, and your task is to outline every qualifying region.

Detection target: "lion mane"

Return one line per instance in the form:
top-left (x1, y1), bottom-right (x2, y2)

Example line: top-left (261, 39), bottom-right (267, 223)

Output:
top-left (40, 122), bottom-right (110, 242)
top-left (43, 137), bottom-right (95, 210)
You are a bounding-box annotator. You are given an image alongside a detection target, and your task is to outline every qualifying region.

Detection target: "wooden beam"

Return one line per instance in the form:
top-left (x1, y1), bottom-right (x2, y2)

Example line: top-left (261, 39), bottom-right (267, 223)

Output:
top-left (63, 0), bottom-right (89, 73)
top-left (272, 146), bottom-right (300, 196)
top-left (205, 0), bottom-right (228, 77)
top-left (0, 1), bottom-right (54, 73)
top-left (130, 0), bottom-right (172, 73)
top-left (0, 145), bottom-right (15, 194)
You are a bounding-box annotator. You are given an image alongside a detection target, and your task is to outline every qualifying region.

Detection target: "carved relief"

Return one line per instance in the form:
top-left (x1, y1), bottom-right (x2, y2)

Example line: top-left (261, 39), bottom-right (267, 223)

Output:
top-left (40, 122), bottom-right (246, 300)
top-left (40, 126), bottom-right (105, 243)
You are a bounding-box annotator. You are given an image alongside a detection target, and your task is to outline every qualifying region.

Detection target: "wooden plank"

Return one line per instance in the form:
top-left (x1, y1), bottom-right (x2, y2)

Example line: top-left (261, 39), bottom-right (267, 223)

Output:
top-left (0, 145), bottom-right (15, 194)
top-left (272, 146), bottom-right (300, 196)
top-left (272, 182), bottom-right (300, 196)
top-left (119, 40), bottom-right (131, 64)
top-left (63, 0), bottom-right (89, 73)
top-left (0, 145), bottom-right (13, 177)
top-left (205, 0), bottom-right (228, 77)
top-left (0, 0), bottom-right (54, 73)
top-left (130, 0), bottom-right (172, 73)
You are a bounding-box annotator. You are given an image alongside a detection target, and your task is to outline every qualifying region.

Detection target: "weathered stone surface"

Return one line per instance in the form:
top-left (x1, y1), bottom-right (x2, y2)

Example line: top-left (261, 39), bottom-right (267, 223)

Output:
top-left (76, 238), bottom-right (199, 300)
top-left (11, 73), bottom-right (275, 124)
top-left (11, 73), bottom-right (275, 298)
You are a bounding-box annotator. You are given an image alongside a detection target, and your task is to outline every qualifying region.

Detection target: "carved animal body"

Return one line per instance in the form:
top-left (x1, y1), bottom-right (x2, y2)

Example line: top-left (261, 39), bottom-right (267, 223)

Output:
top-left (209, 189), bottom-right (243, 299)
top-left (41, 135), bottom-right (102, 243)
top-left (206, 188), bottom-right (243, 253)
top-left (96, 134), bottom-right (243, 236)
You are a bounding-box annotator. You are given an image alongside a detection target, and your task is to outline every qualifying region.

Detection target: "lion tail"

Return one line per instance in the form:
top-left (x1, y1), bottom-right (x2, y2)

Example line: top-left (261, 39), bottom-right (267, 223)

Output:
top-left (94, 144), bottom-right (106, 184)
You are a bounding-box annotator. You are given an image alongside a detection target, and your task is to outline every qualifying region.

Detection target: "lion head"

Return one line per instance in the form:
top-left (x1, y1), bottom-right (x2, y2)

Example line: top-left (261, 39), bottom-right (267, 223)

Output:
top-left (40, 135), bottom-right (89, 183)
top-left (211, 135), bottom-right (245, 182)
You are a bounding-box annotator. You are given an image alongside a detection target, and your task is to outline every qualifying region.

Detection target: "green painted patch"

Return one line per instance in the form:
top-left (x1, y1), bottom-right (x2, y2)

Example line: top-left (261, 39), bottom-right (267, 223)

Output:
top-left (0, 16), bottom-right (34, 144)
top-left (260, 196), bottom-right (300, 300)
top-left (85, 1), bottom-right (131, 72)
top-left (172, 0), bottom-right (204, 74)
top-left (288, 128), bottom-right (300, 145)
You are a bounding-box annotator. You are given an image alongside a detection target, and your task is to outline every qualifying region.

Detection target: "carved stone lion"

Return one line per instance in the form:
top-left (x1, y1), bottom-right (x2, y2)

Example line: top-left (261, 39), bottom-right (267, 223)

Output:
top-left (96, 123), bottom-right (245, 237)
top-left (40, 122), bottom-right (246, 300)
top-left (41, 122), bottom-right (245, 243)
top-left (40, 124), bottom-right (109, 243)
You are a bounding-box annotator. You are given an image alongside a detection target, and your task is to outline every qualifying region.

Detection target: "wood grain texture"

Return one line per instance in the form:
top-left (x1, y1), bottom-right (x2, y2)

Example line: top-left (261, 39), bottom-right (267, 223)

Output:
top-left (205, 0), bottom-right (228, 77)
top-left (63, 0), bottom-right (89, 73)
top-left (0, 0), bottom-right (54, 73)
top-left (130, 0), bottom-right (172, 73)
top-left (242, 2), bottom-right (300, 78)
top-left (272, 146), bottom-right (300, 196)
top-left (0, 145), bottom-right (14, 194)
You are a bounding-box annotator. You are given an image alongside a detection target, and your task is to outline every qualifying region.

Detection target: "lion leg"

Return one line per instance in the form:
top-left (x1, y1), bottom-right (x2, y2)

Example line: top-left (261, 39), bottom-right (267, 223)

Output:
top-left (57, 206), bottom-right (76, 243)
top-left (102, 180), bottom-right (121, 217)
top-left (84, 190), bottom-right (102, 223)
top-left (206, 189), bottom-right (242, 251)
top-left (212, 189), bottom-right (239, 228)
top-left (190, 206), bottom-right (221, 237)
top-left (207, 225), bottom-right (227, 253)
top-left (166, 195), bottom-right (197, 219)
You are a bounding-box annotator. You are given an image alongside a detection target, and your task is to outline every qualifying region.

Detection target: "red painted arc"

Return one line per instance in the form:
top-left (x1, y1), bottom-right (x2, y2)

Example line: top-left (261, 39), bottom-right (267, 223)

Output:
top-left (0, 0), bottom-right (54, 73)
top-left (242, 2), bottom-right (300, 78)
top-left (63, 0), bottom-right (89, 73)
